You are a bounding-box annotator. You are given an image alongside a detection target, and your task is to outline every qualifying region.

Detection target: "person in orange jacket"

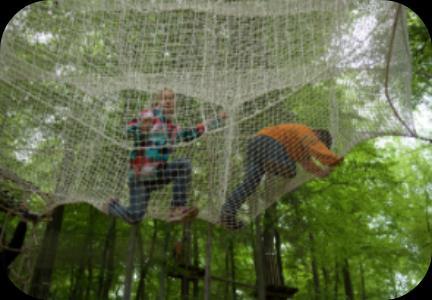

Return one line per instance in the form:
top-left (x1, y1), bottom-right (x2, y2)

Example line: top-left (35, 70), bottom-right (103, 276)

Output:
top-left (219, 123), bottom-right (344, 230)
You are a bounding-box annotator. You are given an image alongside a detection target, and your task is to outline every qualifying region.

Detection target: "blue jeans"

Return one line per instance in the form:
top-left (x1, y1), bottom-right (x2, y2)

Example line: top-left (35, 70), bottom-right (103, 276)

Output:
top-left (221, 136), bottom-right (296, 216)
top-left (109, 159), bottom-right (192, 223)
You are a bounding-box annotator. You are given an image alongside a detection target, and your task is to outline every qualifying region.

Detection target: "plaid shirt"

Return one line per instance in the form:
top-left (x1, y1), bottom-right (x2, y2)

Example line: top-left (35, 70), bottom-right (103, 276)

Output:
top-left (127, 107), bottom-right (221, 179)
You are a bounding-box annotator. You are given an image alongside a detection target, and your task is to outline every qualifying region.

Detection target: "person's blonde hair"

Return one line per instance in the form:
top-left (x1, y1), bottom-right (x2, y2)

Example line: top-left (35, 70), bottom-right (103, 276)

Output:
top-left (153, 88), bottom-right (174, 103)
top-left (149, 88), bottom-right (174, 107)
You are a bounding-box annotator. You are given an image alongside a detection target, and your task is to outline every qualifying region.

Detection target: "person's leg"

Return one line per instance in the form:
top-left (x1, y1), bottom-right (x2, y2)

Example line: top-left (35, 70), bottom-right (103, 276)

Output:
top-left (108, 177), bottom-right (152, 224)
top-left (161, 159), bottom-right (198, 222)
top-left (220, 136), bottom-right (267, 219)
top-left (165, 159), bottom-right (192, 207)
top-left (262, 137), bottom-right (297, 178)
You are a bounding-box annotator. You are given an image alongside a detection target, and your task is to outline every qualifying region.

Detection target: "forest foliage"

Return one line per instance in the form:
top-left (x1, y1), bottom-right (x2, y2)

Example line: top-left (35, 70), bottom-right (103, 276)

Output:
top-left (0, 2), bottom-right (431, 300)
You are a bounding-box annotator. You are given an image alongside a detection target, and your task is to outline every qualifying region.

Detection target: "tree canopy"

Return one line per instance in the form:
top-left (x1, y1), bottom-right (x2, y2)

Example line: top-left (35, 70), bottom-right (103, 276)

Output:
top-left (0, 1), bottom-right (431, 300)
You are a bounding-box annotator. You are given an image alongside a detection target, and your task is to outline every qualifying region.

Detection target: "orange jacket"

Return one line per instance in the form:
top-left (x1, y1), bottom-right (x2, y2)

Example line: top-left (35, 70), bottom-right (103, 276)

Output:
top-left (256, 124), bottom-right (342, 167)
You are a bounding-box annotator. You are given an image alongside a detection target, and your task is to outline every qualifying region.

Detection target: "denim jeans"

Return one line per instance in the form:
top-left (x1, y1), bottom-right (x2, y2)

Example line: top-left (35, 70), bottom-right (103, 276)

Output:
top-left (109, 159), bottom-right (192, 223)
top-left (221, 135), bottom-right (296, 217)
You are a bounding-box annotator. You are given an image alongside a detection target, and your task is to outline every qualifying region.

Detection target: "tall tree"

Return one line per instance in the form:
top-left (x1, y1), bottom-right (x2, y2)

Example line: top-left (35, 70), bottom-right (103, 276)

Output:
top-left (97, 218), bottom-right (117, 300)
top-left (253, 216), bottom-right (266, 300)
top-left (342, 258), bottom-right (354, 300)
top-left (29, 205), bottom-right (64, 299)
top-left (123, 224), bottom-right (139, 300)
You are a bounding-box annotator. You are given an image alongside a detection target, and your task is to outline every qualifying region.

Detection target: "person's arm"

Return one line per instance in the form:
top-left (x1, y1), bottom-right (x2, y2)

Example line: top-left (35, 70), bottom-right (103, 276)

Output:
top-left (127, 119), bottom-right (140, 139)
top-left (175, 123), bottom-right (206, 143)
top-left (175, 112), bottom-right (227, 143)
top-left (0, 221), bottom-right (27, 267)
top-left (302, 136), bottom-right (343, 167)
top-left (298, 158), bottom-right (331, 178)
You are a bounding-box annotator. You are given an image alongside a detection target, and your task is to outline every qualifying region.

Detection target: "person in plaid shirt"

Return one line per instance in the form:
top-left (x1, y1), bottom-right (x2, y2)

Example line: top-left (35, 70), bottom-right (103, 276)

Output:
top-left (103, 88), bottom-right (227, 224)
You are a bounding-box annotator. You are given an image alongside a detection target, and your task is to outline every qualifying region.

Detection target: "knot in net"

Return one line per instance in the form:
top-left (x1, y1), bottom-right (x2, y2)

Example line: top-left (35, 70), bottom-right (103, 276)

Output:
top-left (0, 0), bottom-right (415, 224)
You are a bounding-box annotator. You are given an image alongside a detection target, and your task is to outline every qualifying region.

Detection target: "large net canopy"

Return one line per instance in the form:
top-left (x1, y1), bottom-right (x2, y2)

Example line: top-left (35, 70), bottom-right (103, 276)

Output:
top-left (0, 0), bottom-right (415, 225)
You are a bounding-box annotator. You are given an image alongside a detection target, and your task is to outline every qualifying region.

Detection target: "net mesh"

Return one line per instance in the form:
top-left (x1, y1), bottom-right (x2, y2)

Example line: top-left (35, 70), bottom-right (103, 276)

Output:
top-left (0, 0), bottom-right (414, 225)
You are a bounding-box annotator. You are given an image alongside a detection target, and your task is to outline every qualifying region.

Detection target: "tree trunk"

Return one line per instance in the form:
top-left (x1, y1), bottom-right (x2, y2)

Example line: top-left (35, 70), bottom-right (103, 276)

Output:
top-left (342, 258), bottom-right (354, 300)
top-left (192, 230), bottom-right (200, 300)
top-left (359, 261), bottom-right (366, 300)
top-left (136, 220), bottom-right (158, 300)
top-left (254, 216), bottom-right (266, 300)
top-left (309, 232), bottom-right (321, 300)
top-left (228, 239), bottom-right (237, 300)
top-left (222, 238), bottom-right (237, 300)
top-left (29, 205), bottom-right (65, 299)
top-left (158, 224), bottom-right (172, 300)
top-left (181, 223), bottom-right (192, 300)
top-left (224, 242), bottom-right (230, 299)
top-left (275, 230), bottom-right (285, 286)
top-left (333, 259), bottom-right (339, 300)
top-left (98, 218), bottom-right (117, 299)
top-left (84, 256), bottom-right (93, 300)
top-left (263, 205), bottom-right (285, 288)
top-left (69, 207), bottom-right (96, 300)
top-left (69, 262), bottom-right (85, 299)
top-left (124, 224), bottom-right (139, 300)
top-left (321, 266), bottom-right (330, 300)
top-left (204, 223), bottom-right (213, 300)
top-left (135, 227), bottom-right (146, 300)
top-left (68, 266), bottom-right (77, 299)
top-left (30, 136), bottom-right (75, 299)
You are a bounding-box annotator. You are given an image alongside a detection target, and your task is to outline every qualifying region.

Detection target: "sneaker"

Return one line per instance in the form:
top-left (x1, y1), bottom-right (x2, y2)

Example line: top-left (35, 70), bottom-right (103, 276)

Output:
top-left (168, 206), bottom-right (199, 223)
top-left (219, 214), bottom-right (244, 230)
top-left (101, 198), bottom-right (119, 214)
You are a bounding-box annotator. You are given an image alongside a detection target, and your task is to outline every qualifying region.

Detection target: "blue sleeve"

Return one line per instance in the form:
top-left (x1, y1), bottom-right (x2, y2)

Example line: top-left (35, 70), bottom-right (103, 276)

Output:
top-left (175, 118), bottom-right (222, 143)
top-left (127, 121), bottom-right (143, 161)
top-left (127, 123), bottom-right (139, 139)
top-left (175, 127), bottom-right (203, 143)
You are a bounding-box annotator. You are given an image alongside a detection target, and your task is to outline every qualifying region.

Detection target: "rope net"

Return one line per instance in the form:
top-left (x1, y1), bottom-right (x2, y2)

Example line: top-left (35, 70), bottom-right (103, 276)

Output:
top-left (0, 0), bottom-right (414, 226)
